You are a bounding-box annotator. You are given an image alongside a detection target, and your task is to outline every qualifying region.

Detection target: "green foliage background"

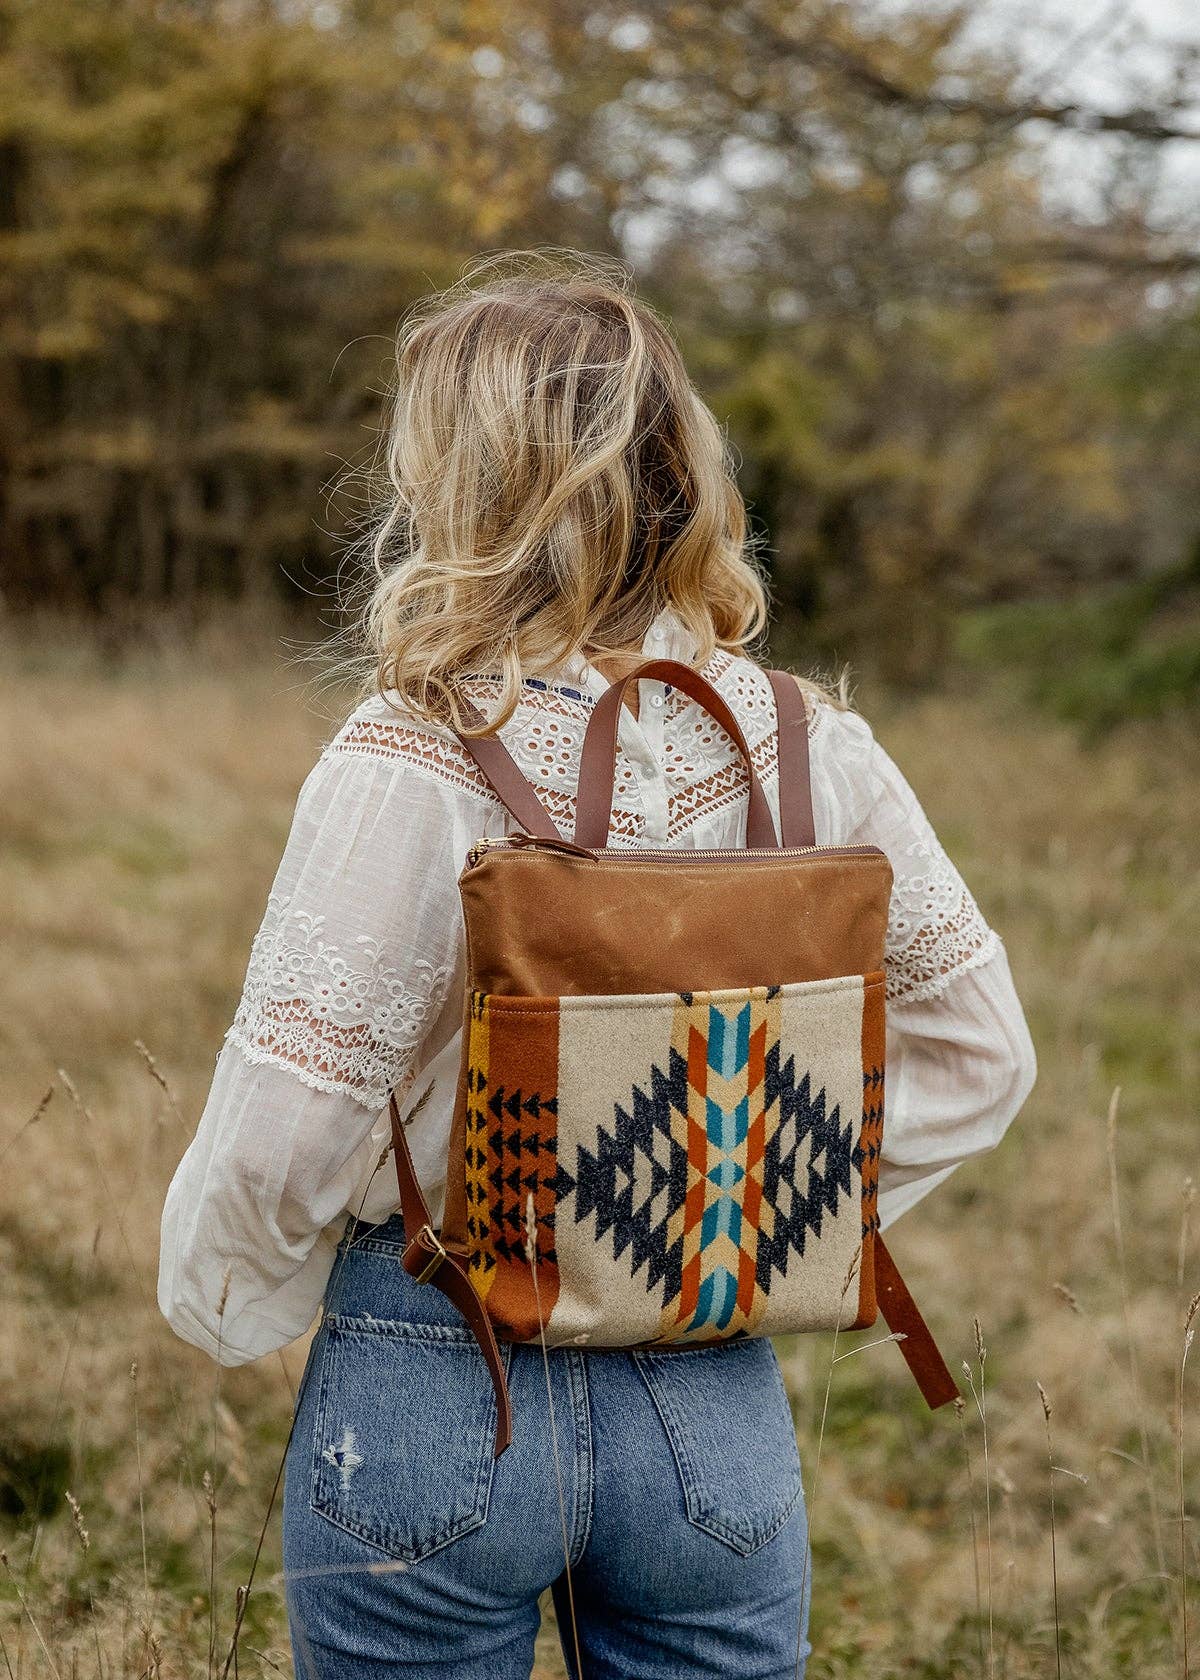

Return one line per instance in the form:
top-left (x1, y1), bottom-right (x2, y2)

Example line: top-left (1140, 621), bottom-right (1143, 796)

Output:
top-left (1, 0), bottom-right (1198, 706)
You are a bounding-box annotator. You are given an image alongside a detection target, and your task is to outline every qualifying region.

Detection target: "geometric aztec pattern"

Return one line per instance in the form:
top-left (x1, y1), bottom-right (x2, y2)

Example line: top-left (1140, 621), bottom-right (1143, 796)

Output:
top-left (572, 993), bottom-right (859, 1339)
top-left (460, 977), bottom-right (885, 1346)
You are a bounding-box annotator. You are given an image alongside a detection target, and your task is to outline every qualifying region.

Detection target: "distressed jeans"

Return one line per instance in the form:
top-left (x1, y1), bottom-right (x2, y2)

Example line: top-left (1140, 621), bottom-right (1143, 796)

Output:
top-left (283, 1215), bottom-right (812, 1678)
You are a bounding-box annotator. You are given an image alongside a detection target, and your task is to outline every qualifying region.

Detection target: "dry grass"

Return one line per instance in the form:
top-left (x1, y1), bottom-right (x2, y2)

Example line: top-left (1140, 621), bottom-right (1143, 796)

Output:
top-left (1, 626), bottom-right (1197, 1677)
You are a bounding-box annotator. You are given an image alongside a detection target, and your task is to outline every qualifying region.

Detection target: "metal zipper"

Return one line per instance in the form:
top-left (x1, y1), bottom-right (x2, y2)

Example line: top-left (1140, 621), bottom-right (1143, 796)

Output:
top-left (465, 833), bottom-right (885, 868)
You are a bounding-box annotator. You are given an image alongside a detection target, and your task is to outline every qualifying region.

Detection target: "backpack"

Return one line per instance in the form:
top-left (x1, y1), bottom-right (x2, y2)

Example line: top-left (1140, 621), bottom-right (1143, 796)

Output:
top-left (388, 659), bottom-right (958, 1454)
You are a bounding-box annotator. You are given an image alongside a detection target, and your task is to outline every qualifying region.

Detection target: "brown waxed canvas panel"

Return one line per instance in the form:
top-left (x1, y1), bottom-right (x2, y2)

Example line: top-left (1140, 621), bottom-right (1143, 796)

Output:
top-left (388, 660), bottom-right (961, 1457)
top-left (459, 849), bottom-right (892, 998)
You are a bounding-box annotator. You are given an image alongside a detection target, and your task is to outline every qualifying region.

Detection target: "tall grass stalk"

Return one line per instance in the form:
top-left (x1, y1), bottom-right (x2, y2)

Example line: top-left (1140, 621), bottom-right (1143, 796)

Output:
top-left (133, 1357), bottom-right (164, 1671)
top-left (219, 1441), bottom-right (292, 1680)
top-left (525, 1193), bottom-right (584, 1680)
top-left (993, 1461), bottom-right (1019, 1680)
top-left (793, 1253), bottom-right (861, 1680)
top-left (1106, 1087), bottom-right (1169, 1589)
top-left (56, 1069), bottom-right (204, 1522)
top-left (64, 1492), bottom-right (103, 1680)
top-left (220, 1135), bottom-right (396, 1678)
top-left (243, 1644), bottom-right (291, 1676)
top-left (955, 1394), bottom-right (987, 1677)
top-left (0, 1087), bottom-right (53, 1169)
top-left (207, 1268), bottom-right (231, 1680)
top-left (963, 1320), bottom-right (995, 1680)
top-left (1037, 1384), bottom-right (1063, 1680)
top-left (130, 1362), bottom-right (149, 1599)
top-left (0, 1551), bottom-right (62, 1680)
top-left (1177, 1292), bottom-right (1200, 1679)
top-left (22, 1220), bottom-right (109, 1584)
top-left (134, 1040), bottom-right (186, 1135)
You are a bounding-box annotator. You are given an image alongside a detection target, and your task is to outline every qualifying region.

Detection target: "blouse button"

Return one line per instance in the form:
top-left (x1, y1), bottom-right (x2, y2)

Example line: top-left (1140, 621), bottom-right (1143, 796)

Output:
top-left (649, 694), bottom-right (665, 708)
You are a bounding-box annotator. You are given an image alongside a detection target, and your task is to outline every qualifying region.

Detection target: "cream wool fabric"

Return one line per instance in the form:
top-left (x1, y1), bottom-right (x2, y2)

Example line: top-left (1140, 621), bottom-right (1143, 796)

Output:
top-left (159, 609), bottom-right (1037, 1365)
top-left (535, 978), bottom-right (873, 1348)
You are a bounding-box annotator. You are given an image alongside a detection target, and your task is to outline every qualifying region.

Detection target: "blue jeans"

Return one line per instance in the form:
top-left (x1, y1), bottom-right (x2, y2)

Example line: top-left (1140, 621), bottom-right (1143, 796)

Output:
top-left (283, 1216), bottom-right (811, 1678)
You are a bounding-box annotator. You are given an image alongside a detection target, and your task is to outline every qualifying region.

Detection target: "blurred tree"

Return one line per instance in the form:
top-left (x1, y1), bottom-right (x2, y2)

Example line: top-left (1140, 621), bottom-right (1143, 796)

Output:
top-left (613, 2), bottom-right (1189, 677)
top-left (0, 0), bottom-right (622, 608)
top-left (0, 0), bottom-right (1196, 693)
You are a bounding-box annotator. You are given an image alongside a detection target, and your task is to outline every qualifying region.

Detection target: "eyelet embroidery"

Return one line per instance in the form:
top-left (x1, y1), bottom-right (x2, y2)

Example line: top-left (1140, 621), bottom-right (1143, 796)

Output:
top-left (227, 897), bottom-right (454, 1109)
top-left (321, 652), bottom-right (995, 1004)
top-left (884, 838), bottom-right (1000, 1004)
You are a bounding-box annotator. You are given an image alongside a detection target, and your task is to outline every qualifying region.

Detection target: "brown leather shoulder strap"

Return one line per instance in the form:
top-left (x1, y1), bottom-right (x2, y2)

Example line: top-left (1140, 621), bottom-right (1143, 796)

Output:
top-left (874, 1235), bottom-right (960, 1409)
top-left (390, 1095), bottom-right (513, 1456)
top-left (452, 696), bottom-right (562, 843)
top-left (767, 669), bottom-right (958, 1410)
top-left (766, 669), bottom-right (816, 849)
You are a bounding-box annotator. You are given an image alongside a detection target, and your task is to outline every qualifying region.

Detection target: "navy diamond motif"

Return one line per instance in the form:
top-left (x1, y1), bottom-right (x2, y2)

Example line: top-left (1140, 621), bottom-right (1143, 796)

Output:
top-left (754, 1043), bottom-right (856, 1291)
top-left (561, 1041), bottom-right (856, 1310)
top-left (569, 1047), bottom-right (690, 1305)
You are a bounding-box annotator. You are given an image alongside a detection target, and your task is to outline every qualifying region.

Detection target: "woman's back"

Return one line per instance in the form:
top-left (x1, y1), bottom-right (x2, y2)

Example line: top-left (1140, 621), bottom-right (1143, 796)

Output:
top-left (157, 252), bottom-right (1034, 1679)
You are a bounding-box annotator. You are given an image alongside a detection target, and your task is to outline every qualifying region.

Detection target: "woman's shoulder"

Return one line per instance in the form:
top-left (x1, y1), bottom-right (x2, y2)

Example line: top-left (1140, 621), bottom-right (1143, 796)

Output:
top-left (319, 689), bottom-right (495, 803)
top-left (708, 648), bottom-right (875, 756)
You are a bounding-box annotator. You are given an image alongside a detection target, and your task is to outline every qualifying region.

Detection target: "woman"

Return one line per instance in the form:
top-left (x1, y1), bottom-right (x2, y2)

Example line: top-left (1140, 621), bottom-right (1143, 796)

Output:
top-left (159, 254), bottom-right (1036, 1678)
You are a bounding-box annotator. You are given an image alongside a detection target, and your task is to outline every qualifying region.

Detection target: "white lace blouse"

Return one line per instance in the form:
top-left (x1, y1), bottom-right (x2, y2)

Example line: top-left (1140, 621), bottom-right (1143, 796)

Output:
top-left (159, 611), bottom-right (1036, 1364)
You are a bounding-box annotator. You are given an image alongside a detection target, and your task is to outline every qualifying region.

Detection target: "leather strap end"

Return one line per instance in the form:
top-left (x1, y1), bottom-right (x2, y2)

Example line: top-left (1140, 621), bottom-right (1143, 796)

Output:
top-left (446, 1260), bottom-right (513, 1456)
top-left (389, 1093), bottom-right (514, 1456)
top-left (874, 1236), bottom-right (960, 1410)
top-left (403, 1240), bottom-right (513, 1456)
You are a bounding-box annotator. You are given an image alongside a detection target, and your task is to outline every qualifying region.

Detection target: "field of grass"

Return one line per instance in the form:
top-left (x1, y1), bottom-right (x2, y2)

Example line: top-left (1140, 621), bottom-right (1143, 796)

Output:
top-left (2, 624), bottom-right (1198, 1678)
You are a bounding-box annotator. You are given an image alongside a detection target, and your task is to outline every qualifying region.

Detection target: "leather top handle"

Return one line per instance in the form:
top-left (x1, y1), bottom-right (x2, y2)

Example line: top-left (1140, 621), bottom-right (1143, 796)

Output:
top-left (454, 663), bottom-right (814, 854)
top-left (573, 659), bottom-right (779, 849)
top-left (766, 670), bottom-right (816, 849)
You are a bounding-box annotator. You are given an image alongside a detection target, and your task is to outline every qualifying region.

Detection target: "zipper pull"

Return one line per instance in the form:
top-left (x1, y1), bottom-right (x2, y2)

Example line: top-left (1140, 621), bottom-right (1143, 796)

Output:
top-left (466, 831), bottom-right (596, 868)
top-left (465, 837), bottom-right (500, 869)
top-left (508, 830), bottom-right (598, 860)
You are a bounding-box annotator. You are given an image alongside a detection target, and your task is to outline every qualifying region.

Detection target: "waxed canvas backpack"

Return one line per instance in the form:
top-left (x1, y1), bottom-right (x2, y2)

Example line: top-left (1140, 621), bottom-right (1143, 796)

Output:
top-left (388, 659), bottom-right (958, 1454)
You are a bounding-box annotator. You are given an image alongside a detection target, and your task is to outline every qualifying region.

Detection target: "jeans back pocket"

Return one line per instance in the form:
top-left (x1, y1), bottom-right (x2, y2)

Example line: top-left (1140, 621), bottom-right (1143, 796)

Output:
top-left (634, 1338), bottom-right (803, 1556)
top-left (310, 1314), bottom-right (505, 1564)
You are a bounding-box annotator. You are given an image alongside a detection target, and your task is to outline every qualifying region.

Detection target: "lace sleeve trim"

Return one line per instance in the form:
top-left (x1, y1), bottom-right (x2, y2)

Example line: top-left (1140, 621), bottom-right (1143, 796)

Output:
top-left (224, 1032), bottom-right (394, 1108)
top-left (227, 894), bottom-right (453, 1112)
top-left (884, 833), bottom-right (1001, 1004)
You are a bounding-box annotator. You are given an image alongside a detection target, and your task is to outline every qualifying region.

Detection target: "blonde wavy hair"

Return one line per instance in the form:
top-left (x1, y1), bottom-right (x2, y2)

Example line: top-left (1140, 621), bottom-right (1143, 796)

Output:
top-left (357, 252), bottom-right (774, 734)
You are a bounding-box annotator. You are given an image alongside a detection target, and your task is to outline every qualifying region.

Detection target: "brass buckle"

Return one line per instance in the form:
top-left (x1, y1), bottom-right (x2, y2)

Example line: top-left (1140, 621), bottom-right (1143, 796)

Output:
top-left (409, 1224), bottom-right (447, 1285)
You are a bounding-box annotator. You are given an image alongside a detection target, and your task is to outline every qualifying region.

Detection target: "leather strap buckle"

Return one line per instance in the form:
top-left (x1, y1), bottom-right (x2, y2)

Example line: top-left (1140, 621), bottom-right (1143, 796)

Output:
top-left (406, 1224), bottom-right (447, 1284)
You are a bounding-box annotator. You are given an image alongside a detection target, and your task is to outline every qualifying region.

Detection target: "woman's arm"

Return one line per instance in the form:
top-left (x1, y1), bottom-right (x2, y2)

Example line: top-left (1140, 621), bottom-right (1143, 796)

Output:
top-left (823, 707), bottom-right (1037, 1228)
top-left (879, 948), bottom-right (1035, 1226)
top-left (158, 736), bottom-right (472, 1363)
